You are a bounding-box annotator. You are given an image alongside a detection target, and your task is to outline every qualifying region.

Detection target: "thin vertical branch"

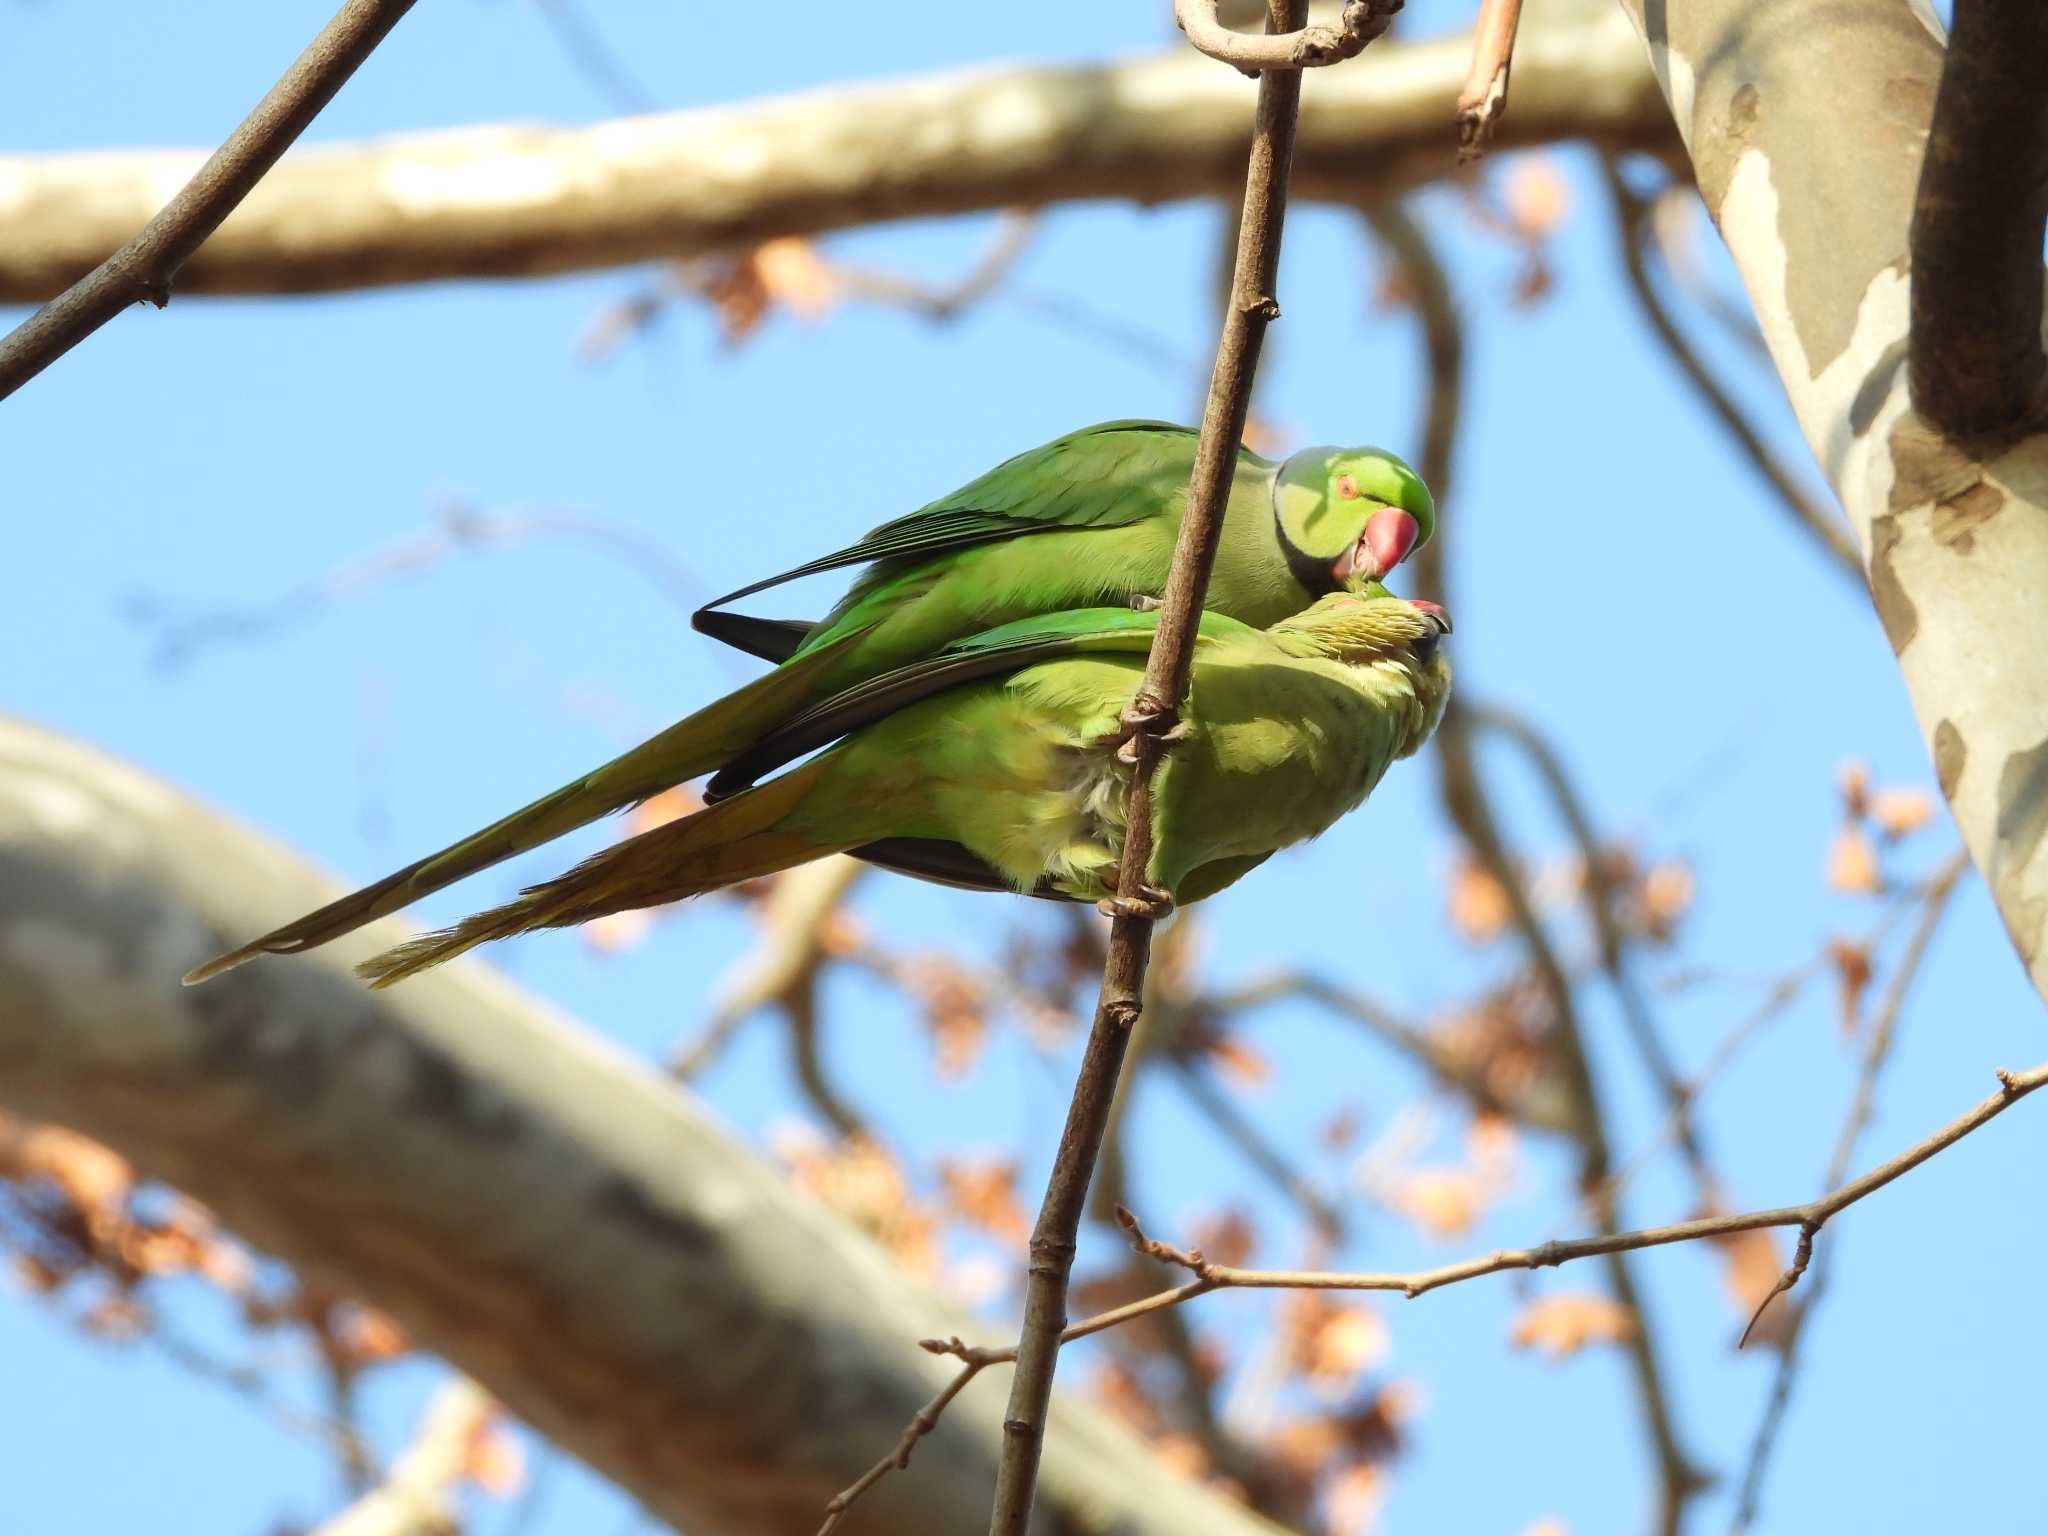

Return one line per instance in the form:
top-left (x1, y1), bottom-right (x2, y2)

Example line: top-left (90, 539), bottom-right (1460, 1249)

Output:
top-left (987, 3), bottom-right (1392, 1529)
top-left (0, 0), bottom-right (419, 400)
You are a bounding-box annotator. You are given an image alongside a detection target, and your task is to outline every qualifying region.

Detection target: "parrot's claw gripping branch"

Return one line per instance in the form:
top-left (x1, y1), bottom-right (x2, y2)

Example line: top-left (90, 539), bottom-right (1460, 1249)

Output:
top-left (983, 5), bottom-right (1382, 1535)
top-left (1096, 885), bottom-right (1176, 922)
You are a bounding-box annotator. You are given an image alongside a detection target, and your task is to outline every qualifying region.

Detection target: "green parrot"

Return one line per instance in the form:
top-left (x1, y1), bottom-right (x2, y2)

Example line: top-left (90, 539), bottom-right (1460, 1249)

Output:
top-left (188, 590), bottom-right (1451, 988)
top-left (182, 421), bottom-right (1434, 983)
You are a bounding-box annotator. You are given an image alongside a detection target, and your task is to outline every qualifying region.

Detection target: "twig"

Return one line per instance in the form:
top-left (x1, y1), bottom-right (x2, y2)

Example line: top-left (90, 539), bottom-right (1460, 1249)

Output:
top-left (529, 0), bottom-right (655, 115)
top-left (1169, 1057), bottom-right (1345, 1239)
top-left (127, 501), bottom-right (708, 671)
top-left (986, 5), bottom-right (1389, 1531)
top-left (1207, 968), bottom-right (1579, 1132)
top-left (0, 0), bottom-right (418, 400)
top-left (1727, 849), bottom-right (1970, 1531)
top-left (1907, 0), bottom-right (2048, 442)
top-left (822, 1061), bottom-right (2048, 1531)
top-left (1359, 199), bottom-right (1461, 595)
top-left (1174, 0), bottom-right (1394, 74)
top-left (673, 857), bottom-right (865, 1080)
top-left (1455, 0), bottom-right (1524, 160)
top-left (311, 1377), bottom-right (497, 1536)
top-left (1600, 157), bottom-right (1864, 583)
top-left (829, 213), bottom-right (1040, 320)
top-left (1468, 700), bottom-right (1723, 1203)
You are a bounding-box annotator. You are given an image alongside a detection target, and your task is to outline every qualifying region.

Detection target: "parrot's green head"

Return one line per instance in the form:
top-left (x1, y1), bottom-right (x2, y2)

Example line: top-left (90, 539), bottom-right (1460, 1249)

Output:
top-left (1271, 445), bottom-right (1436, 594)
top-left (1275, 589), bottom-right (1452, 758)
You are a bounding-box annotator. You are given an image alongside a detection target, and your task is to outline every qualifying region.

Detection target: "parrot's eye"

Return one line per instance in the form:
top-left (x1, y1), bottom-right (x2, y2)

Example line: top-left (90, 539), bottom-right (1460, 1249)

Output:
top-left (1412, 631), bottom-right (1442, 663)
top-left (1335, 474), bottom-right (1360, 500)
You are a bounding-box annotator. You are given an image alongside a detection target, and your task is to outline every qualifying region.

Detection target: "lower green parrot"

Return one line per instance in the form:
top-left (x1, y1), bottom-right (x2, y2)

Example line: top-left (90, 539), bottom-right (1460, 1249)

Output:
top-left (190, 590), bottom-right (1451, 988)
top-left (182, 421), bottom-right (1434, 981)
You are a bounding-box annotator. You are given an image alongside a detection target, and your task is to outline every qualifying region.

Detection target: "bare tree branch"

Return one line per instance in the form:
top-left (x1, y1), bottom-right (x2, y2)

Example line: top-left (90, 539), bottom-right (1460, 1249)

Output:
top-left (989, 3), bottom-right (1391, 1528)
top-left (0, 9), bottom-right (1672, 303)
top-left (127, 501), bottom-right (709, 671)
top-left (0, 0), bottom-right (417, 400)
top-left (0, 717), bottom-right (1290, 1536)
top-left (1466, 699), bottom-right (1724, 1202)
top-left (1728, 847), bottom-right (1970, 1532)
top-left (1456, 0), bottom-right (1525, 159)
top-left (825, 1055), bottom-right (2048, 1530)
top-left (1208, 968), bottom-right (1580, 1132)
top-left (1599, 156), bottom-right (1863, 583)
top-left (1907, 0), bottom-right (2048, 443)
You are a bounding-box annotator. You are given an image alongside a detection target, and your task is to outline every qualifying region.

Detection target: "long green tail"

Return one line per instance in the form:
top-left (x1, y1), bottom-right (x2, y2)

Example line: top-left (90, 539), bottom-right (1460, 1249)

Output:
top-left (182, 633), bottom-right (863, 985)
top-left (354, 756), bottom-right (847, 987)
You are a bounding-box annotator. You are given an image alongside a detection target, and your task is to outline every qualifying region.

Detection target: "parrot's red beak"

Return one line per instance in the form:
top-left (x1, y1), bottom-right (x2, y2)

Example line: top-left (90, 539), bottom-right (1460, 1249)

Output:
top-left (1360, 506), bottom-right (1421, 578)
top-left (1409, 598), bottom-right (1452, 632)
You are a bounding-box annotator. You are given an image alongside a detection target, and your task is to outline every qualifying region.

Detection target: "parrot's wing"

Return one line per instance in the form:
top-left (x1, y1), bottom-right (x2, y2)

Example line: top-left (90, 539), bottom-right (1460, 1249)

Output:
top-left (182, 624), bottom-right (878, 985)
top-left (691, 421), bottom-right (1226, 653)
top-left (688, 610), bottom-right (814, 665)
top-left (704, 605), bottom-right (1257, 802)
top-left (848, 836), bottom-right (1076, 900)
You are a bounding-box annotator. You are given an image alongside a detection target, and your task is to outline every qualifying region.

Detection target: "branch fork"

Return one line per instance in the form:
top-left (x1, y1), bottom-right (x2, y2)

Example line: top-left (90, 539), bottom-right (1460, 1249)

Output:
top-left (1174, 0), bottom-right (1401, 76)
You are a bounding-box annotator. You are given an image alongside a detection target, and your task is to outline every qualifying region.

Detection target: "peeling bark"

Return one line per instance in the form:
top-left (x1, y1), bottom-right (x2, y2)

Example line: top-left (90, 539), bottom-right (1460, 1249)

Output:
top-left (1620, 0), bottom-right (2048, 996)
top-left (0, 6), bottom-right (1669, 302)
top-left (0, 717), bottom-right (1289, 1536)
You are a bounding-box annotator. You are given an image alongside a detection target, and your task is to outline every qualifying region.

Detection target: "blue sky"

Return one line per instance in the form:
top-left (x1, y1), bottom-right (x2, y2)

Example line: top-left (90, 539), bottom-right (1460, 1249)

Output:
top-left (4, 4), bottom-right (2042, 1535)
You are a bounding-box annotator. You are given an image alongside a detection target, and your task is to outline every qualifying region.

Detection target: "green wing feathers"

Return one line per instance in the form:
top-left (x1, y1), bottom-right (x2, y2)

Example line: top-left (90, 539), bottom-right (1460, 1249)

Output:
top-left (181, 630), bottom-right (870, 985)
top-left (355, 756), bottom-right (850, 988)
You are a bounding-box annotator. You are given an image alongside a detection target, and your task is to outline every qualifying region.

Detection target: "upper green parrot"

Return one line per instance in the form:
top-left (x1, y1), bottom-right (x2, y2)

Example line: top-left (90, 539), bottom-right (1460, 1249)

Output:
top-left (182, 420), bottom-right (1434, 982)
top-left (189, 590), bottom-right (1451, 988)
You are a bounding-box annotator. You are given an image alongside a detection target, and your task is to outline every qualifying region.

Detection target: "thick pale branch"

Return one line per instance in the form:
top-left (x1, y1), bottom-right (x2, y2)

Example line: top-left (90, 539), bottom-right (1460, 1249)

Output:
top-left (1621, 0), bottom-right (2048, 1002)
top-left (0, 717), bottom-right (1287, 1536)
top-left (1907, 0), bottom-right (2048, 442)
top-left (0, 0), bottom-right (417, 399)
top-left (0, 9), bottom-right (1670, 303)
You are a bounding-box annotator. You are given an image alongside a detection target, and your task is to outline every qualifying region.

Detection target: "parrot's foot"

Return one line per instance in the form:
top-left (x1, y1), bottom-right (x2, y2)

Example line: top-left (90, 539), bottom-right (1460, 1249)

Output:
top-left (1115, 718), bottom-right (1191, 765)
top-left (1085, 706), bottom-right (1191, 764)
top-left (1096, 884), bottom-right (1175, 922)
top-left (1128, 594), bottom-right (1164, 612)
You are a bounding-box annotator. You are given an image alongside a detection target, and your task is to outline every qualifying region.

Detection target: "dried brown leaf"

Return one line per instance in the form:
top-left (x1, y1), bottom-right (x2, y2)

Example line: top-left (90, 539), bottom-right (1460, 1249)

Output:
top-left (937, 1157), bottom-right (1029, 1246)
top-left (465, 1415), bottom-right (527, 1498)
top-left (1388, 1167), bottom-right (1486, 1241)
top-left (1509, 1292), bottom-right (1637, 1358)
top-left (1447, 858), bottom-right (1513, 945)
top-left (1871, 787), bottom-right (1935, 839)
top-left (1838, 759), bottom-right (1872, 819)
top-left (1827, 826), bottom-right (1882, 896)
top-left (1281, 1293), bottom-right (1389, 1388)
top-left (1505, 158), bottom-right (1570, 239)
top-left (1826, 937), bottom-right (1874, 1033)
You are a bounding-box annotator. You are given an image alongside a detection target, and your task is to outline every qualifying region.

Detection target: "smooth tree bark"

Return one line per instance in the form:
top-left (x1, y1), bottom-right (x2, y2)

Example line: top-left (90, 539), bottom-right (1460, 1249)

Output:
top-left (0, 717), bottom-right (1292, 1536)
top-left (0, 1), bottom-right (1671, 302)
top-left (1620, 0), bottom-right (2048, 1000)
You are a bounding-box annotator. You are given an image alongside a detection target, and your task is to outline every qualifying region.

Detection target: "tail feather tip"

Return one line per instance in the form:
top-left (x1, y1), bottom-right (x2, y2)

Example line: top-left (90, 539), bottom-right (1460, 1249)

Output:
top-left (181, 947), bottom-right (260, 987)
